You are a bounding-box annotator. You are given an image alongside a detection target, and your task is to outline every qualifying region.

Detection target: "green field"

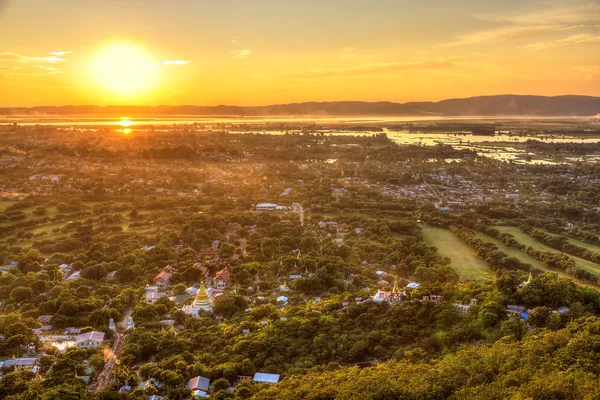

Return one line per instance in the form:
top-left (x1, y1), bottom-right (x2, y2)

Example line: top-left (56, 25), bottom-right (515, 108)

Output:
top-left (566, 236), bottom-right (600, 253)
top-left (476, 231), bottom-right (598, 289)
top-left (421, 226), bottom-right (493, 282)
top-left (494, 226), bottom-right (600, 278)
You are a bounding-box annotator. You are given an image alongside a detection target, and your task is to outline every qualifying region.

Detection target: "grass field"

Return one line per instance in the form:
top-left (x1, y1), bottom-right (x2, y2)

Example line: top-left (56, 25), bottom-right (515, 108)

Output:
top-left (475, 231), bottom-right (598, 289)
top-left (566, 236), bottom-right (600, 254)
top-left (494, 226), bottom-right (600, 276)
top-left (421, 226), bottom-right (493, 282)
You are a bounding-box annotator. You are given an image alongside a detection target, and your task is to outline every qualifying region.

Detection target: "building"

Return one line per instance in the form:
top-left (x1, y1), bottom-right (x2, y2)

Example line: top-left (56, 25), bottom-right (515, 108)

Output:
top-left (145, 286), bottom-right (168, 304)
top-left (213, 266), bottom-right (230, 290)
top-left (253, 372), bottom-right (280, 384)
top-left (153, 270), bottom-right (172, 287)
top-left (183, 280), bottom-right (213, 317)
top-left (371, 277), bottom-right (403, 303)
top-left (198, 250), bottom-right (219, 262)
top-left (194, 262), bottom-right (211, 279)
top-left (187, 376), bottom-right (210, 397)
top-left (76, 331), bottom-right (105, 349)
top-left (256, 203), bottom-right (277, 211)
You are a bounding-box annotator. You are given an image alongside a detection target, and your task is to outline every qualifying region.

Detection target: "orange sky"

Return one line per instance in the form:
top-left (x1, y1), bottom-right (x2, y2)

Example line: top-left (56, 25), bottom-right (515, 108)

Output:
top-left (0, 0), bottom-right (599, 106)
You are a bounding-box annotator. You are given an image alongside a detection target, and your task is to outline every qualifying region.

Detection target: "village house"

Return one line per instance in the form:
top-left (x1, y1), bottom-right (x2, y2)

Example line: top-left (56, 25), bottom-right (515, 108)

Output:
top-left (193, 262), bottom-right (211, 280)
top-left (213, 266), bottom-right (230, 290)
top-left (153, 266), bottom-right (174, 287)
top-left (253, 372), bottom-right (280, 384)
top-left (76, 331), bottom-right (105, 349)
top-left (187, 376), bottom-right (210, 397)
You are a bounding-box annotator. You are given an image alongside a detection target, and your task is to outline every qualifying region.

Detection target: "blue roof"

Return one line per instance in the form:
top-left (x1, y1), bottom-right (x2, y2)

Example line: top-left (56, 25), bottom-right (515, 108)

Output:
top-left (520, 312), bottom-right (529, 320)
top-left (253, 372), bottom-right (280, 383)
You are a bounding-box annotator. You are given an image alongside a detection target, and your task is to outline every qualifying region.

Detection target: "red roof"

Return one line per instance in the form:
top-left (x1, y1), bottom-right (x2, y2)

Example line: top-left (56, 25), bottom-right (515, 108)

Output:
top-left (153, 271), bottom-right (172, 284)
top-left (214, 267), bottom-right (230, 282)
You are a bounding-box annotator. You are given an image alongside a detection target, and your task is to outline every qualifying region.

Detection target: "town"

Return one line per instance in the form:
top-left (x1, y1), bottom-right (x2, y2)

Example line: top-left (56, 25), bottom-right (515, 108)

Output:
top-left (1, 121), bottom-right (600, 399)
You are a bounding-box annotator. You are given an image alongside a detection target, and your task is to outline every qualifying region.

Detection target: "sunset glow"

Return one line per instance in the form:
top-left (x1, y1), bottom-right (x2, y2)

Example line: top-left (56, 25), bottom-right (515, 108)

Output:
top-left (90, 41), bottom-right (159, 98)
top-left (0, 1), bottom-right (598, 106)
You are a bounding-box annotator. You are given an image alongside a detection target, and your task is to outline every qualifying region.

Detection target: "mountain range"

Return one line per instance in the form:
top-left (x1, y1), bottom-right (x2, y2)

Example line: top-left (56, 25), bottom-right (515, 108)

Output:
top-left (1, 95), bottom-right (599, 117)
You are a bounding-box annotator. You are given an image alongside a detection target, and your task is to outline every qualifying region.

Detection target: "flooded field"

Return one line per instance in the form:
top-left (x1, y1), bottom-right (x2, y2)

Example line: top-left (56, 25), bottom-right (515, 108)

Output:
top-left (4, 115), bottom-right (599, 164)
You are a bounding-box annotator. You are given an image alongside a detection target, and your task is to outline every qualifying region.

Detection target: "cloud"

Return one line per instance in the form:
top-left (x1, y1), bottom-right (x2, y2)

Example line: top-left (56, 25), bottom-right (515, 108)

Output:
top-left (163, 60), bottom-right (190, 65)
top-left (0, 51), bottom-right (71, 77)
top-left (440, 25), bottom-right (562, 47)
top-left (0, 52), bottom-right (68, 63)
top-left (475, 1), bottom-right (600, 25)
top-left (576, 65), bottom-right (600, 79)
top-left (230, 49), bottom-right (252, 59)
top-left (520, 33), bottom-right (600, 50)
top-left (440, 1), bottom-right (600, 47)
top-left (261, 57), bottom-right (487, 79)
top-left (49, 51), bottom-right (72, 56)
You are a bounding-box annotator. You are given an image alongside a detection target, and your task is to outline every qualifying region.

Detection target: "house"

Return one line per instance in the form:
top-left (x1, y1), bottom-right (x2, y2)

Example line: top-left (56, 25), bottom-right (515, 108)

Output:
top-left (118, 385), bottom-right (132, 393)
top-left (1, 358), bottom-right (38, 371)
top-left (213, 267), bottom-right (230, 290)
top-left (194, 262), bottom-right (211, 279)
top-left (406, 282), bottom-right (420, 289)
top-left (153, 270), bottom-right (172, 287)
top-left (37, 315), bottom-right (53, 324)
top-left (198, 250), bottom-right (219, 262)
top-left (253, 372), bottom-right (280, 384)
top-left (76, 331), bottom-right (105, 349)
top-left (145, 286), bottom-right (168, 304)
top-left (65, 270), bottom-right (81, 281)
top-left (506, 305), bottom-right (528, 319)
top-left (277, 296), bottom-right (288, 303)
top-left (256, 203), bottom-right (277, 211)
top-left (188, 376), bottom-right (210, 394)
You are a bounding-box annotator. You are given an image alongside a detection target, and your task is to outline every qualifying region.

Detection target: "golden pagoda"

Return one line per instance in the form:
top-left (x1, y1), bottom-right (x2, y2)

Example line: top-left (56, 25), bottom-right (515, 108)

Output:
top-left (391, 277), bottom-right (401, 297)
top-left (194, 280), bottom-right (211, 305)
top-left (183, 279), bottom-right (212, 317)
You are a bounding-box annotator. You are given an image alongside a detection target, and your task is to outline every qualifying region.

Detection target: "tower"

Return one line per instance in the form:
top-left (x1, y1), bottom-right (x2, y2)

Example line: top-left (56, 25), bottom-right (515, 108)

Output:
top-left (391, 277), bottom-right (401, 297)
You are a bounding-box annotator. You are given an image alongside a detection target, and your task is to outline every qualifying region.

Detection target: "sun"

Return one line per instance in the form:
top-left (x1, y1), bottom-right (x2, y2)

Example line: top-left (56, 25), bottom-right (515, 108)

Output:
top-left (90, 41), bottom-right (159, 97)
top-left (118, 117), bottom-right (134, 127)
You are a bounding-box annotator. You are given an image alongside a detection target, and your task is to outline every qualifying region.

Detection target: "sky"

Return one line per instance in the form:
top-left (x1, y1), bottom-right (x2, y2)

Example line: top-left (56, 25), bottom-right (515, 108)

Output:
top-left (0, 0), bottom-right (598, 106)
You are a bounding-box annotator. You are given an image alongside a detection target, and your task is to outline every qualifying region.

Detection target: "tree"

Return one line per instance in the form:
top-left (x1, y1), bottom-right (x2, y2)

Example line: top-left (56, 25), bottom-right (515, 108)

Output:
top-left (500, 316), bottom-right (526, 340)
top-left (219, 242), bottom-right (236, 259)
top-left (172, 284), bottom-right (187, 295)
top-left (10, 287), bottom-right (33, 302)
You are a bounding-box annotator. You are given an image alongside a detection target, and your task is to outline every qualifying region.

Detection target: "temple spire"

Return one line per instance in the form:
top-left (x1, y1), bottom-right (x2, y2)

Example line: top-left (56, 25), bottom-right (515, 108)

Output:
top-left (195, 279), bottom-right (210, 304)
top-left (391, 276), bottom-right (401, 297)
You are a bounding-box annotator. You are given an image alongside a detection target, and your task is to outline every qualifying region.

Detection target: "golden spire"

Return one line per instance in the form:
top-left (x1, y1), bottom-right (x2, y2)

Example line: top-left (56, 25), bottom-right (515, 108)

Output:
top-left (195, 280), bottom-right (210, 304)
top-left (527, 270), bottom-right (533, 283)
top-left (391, 277), bottom-right (401, 297)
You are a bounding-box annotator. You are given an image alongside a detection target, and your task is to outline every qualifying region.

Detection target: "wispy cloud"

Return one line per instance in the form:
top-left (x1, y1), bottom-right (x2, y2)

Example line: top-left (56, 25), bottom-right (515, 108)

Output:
top-left (0, 52), bottom-right (68, 63)
top-left (163, 60), bottom-right (190, 65)
top-left (441, 25), bottom-right (560, 47)
top-left (475, 1), bottom-right (600, 25)
top-left (0, 51), bottom-right (72, 78)
top-left (230, 49), bottom-right (252, 59)
top-left (440, 1), bottom-right (600, 47)
top-left (258, 56), bottom-right (502, 79)
top-left (521, 33), bottom-right (600, 50)
top-left (49, 51), bottom-right (73, 57)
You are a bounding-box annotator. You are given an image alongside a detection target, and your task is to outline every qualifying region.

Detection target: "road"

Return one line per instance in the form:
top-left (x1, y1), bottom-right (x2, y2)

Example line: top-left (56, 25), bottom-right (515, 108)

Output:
top-left (92, 332), bottom-right (128, 393)
top-left (293, 202), bottom-right (304, 226)
top-left (117, 306), bottom-right (132, 331)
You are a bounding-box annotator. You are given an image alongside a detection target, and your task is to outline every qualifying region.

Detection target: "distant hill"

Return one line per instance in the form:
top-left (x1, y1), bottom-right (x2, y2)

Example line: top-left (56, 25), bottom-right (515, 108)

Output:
top-left (2, 95), bottom-right (599, 117)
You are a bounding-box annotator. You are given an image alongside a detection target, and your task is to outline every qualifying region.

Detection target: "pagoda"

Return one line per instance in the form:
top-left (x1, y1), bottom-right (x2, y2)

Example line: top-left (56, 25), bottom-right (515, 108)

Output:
top-left (183, 280), bottom-right (212, 317)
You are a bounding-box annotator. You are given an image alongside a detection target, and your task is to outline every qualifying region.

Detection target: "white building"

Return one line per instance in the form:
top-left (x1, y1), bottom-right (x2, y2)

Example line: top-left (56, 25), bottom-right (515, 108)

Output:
top-left (76, 331), bottom-right (105, 349)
